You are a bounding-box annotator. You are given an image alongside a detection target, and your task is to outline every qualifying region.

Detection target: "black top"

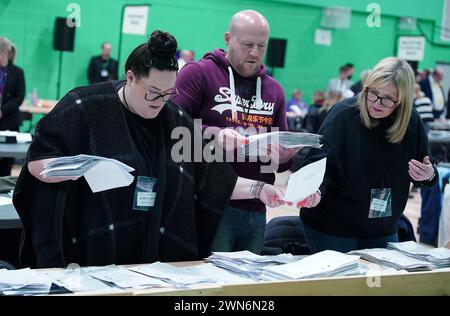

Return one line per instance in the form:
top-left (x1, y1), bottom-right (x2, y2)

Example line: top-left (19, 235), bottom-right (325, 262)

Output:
top-left (300, 97), bottom-right (437, 238)
top-left (88, 56), bottom-right (119, 84)
top-left (0, 63), bottom-right (25, 131)
top-left (13, 81), bottom-right (238, 268)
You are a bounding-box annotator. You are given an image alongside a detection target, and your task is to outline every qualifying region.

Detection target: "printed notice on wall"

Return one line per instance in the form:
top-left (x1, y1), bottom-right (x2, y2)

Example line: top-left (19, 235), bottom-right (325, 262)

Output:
top-left (122, 6), bottom-right (149, 35)
top-left (315, 29), bottom-right (332, 46)
top-left (397, 36), bottom-right (425, 61)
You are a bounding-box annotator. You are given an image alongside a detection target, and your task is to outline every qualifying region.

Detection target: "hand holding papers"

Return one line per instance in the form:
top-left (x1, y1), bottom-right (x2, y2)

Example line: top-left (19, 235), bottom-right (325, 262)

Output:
top-left (243, 131), bottom-right (322, 157)
top-left (283, 158), bottom-right (327, 204)
top-left (40, 154), bottom-right (135, 193)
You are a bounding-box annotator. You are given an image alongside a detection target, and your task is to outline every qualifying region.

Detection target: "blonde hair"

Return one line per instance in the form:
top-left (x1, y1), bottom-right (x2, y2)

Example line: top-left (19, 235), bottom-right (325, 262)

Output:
top-left (319, 91), bottom-right (342, 114)
top-left (356, 57), bottom-right (414, 144)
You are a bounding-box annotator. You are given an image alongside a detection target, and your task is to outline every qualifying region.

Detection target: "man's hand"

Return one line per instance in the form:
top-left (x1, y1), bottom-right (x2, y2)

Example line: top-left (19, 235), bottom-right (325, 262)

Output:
top-left (217, 128), bottom-right (248, 152)
top-left (258, 183), bottom-right (285, 208)
top-left (268, 144), bottom-right (301, 165)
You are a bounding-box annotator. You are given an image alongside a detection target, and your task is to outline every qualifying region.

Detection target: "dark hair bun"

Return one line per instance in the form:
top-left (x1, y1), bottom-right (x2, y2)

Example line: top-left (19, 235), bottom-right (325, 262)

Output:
top-left (148, 30), bottom-right (177, 58)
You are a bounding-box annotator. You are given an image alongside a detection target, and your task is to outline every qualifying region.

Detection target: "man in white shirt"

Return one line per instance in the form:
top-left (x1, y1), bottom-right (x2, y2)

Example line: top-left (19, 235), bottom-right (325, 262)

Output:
top-left (419, 68), bottom-right (446, 118)
top-left (326, 64), bottom-right (354, 99)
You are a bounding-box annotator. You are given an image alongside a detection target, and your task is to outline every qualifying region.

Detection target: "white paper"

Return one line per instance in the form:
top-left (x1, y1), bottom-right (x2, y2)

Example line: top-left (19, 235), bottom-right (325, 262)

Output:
top-left (122, 6), bottom-right (149, 35)
top-left (83, 160), bottom-right (134, 193)
top-left (283, 158), bottom-right (327, 203)
top-left (0, 196), bottom-right (12, 206)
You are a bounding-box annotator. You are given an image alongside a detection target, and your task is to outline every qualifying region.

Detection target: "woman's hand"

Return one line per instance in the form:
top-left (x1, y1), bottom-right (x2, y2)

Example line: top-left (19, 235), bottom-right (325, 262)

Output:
top-left (258, 183), bottom-right (285, 208)
top-left (28, 159), bottom-right (80, 183)
top-left (296, 191), bottom-right (321, 209)
top-left (408, 156), bottom-right (435, 182)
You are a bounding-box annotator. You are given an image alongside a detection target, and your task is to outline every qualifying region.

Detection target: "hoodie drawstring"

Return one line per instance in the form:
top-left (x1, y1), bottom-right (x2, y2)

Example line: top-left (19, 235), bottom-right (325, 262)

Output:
top-left (227, 66), bottom-right (263, 118)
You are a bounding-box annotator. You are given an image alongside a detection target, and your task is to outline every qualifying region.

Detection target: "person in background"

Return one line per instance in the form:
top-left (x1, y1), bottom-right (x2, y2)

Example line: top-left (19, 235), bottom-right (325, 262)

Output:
top-left (413, 83), bottom-right (433, 132)
top-left (0, 37), bottom-right (25, 176)
top-left (13, 30), bottom-right (285, 268)
top-left (286, 88), bottom-right (308, 131)
top-left (298, 57), bottom-right (437, 253)
top-left (287, 88), bottom-right (308, 116)
top-left (350, 69), bottom-right (371, 95)
top-left (419, 68), bottom-right (446, 119)
top-left (326, 64), bottom-right (354, 98)
top-left (87, 42), bottom-right (119, 84)
top-left (304, 90), bottom-right (325, 134)
top-left (173, 10), bottom-right (298, 254)
top-left (177, 49), bottom-right (194, 70)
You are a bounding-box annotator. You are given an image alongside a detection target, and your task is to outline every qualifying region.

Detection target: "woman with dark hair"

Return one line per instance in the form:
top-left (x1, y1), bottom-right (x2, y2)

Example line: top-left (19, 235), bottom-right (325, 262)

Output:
top-left (13, 30), bottom-right (284, 268)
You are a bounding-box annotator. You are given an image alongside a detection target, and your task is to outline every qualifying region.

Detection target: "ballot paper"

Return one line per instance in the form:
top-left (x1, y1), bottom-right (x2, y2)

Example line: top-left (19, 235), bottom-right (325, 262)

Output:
top-left (40, 154), bottom-right (135, 193)
top-left (387, 241), bottom-right (450, 268)
top-left (263, 250), bottom-right (361, 280)
top-left (243, 131), bottom-right (322, 156)
top-left (0, 196), bottom-right (12, 206)
top-left (128, 262), bottom-right (218, 288)
top-left (88, 265), bottom-right (169, 289)
top-left (349, 248), bottom-right (433, 271)
top-left (0, 268), bottom-right (52, 296)
top-left (283, 158), bottom-right (327, 203)
top-left (0, 131), bottom-right (32, 143)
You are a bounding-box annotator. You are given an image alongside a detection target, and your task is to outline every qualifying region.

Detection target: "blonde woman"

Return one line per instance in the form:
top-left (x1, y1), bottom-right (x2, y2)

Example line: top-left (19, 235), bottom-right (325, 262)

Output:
top-left (298, 57), bottom-right (437, 253)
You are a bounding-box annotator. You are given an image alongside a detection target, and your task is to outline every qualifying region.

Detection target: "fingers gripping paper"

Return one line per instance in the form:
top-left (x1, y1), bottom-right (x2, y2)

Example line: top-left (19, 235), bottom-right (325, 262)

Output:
top-left (283, 158), bottom-right (327, 203)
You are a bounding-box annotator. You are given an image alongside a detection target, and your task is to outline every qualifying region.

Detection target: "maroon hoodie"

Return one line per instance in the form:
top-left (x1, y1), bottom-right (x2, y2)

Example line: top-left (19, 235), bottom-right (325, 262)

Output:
top-left (173, 48), bottom-right (288, 212)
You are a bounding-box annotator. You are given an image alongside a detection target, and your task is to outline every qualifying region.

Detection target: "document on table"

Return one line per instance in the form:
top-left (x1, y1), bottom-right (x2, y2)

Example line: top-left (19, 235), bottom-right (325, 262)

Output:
top-left (283, 158), bottom-right (327, 203)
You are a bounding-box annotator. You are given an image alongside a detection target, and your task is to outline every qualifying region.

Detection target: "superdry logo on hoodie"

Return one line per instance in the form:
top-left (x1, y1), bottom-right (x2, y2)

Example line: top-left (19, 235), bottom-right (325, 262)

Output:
top-left (212, 86), bottom-right (275, 115)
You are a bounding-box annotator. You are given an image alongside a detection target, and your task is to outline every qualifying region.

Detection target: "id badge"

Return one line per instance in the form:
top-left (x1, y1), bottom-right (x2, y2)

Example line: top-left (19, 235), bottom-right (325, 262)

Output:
top-left (133, 176), bottom-right (157, 211)
top-left (100, 69), bottom-right (109, 77)
top-left (369, 188), bottom-right (392, 218)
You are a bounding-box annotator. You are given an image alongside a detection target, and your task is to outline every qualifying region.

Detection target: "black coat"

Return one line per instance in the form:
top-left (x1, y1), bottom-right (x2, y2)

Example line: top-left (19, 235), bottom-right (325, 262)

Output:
top-left (87, 56), bottom-right (118, 84)
top-left (0, 63), bottom-right (25, 131)
top-left (13, 81), bottom-right (237, 268)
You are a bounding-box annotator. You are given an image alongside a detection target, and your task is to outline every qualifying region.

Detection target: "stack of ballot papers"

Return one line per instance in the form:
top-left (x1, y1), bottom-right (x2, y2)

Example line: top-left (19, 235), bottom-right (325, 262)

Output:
top-left (387, 241), bottom-right (450, 268)
top-left (127, 262), bottom-right (219, 288)
top-left (0, 268), bottom-right (52, 296)
top-left (86, 265), bottom-right (169, 289)
top-left (263, 250), bottom-right (361, 280)
top-left (243, 131), bottom-right (322, 156)
top-left (348, 248), bottom-right (433, 271)
top-left (40, 154), bottom-right (135, 193)
top-left (206, 251), bottom-right (302, 281)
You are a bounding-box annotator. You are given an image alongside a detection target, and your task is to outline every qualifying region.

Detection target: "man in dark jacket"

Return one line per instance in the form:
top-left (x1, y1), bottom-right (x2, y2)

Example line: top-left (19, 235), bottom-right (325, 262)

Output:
top-left (0, 37), bottom-right (25, 175)
top-left (87, 42), bottom-right (118, 84)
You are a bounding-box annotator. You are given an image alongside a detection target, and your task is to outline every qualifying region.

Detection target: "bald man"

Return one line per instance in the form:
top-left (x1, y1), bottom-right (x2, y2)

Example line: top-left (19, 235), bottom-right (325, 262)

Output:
top-left (87, 42), bottom-right (118, 84)
top-left (174, 10), bottom-right (294, 254)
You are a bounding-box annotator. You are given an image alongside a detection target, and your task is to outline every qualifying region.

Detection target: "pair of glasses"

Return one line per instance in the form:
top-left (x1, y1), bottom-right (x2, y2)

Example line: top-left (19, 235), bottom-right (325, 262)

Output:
top-left (365, 88), bottom-right (397, 108)
top-left (136, 80), bottom-right (179, 102)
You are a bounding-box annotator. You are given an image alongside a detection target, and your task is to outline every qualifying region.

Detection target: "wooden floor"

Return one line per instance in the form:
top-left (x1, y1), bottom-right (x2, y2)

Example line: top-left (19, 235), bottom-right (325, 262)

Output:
top-left (269, 171), bottom-right (421, 241)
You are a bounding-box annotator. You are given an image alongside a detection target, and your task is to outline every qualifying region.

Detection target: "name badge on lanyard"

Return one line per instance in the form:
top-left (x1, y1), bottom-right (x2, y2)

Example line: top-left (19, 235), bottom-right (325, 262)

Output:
top-left (369, 188), bottom-right (392, 218)
top-left (100, 69), bottom-right (109, 78)
top-left (133, 176), bottom-right (158, 211)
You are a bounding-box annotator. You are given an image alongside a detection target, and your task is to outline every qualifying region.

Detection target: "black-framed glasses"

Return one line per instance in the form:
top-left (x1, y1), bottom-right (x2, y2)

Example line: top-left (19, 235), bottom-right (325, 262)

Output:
top-left (136, 80), bottom-right (179, 102)
top-left (365, 88), bottom-right (397, 108)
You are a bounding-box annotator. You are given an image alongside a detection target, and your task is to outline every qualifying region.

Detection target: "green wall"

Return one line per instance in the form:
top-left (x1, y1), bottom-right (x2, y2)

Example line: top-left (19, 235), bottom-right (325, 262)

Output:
top-left (1, 0), bottom-right (449, 104)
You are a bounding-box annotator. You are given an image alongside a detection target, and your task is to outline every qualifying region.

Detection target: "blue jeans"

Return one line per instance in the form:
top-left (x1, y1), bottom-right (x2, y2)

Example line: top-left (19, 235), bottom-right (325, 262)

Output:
top-left (210, 206), bottom-right (266, 254)
top-left (303, 223), bottom-right (398, 253)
